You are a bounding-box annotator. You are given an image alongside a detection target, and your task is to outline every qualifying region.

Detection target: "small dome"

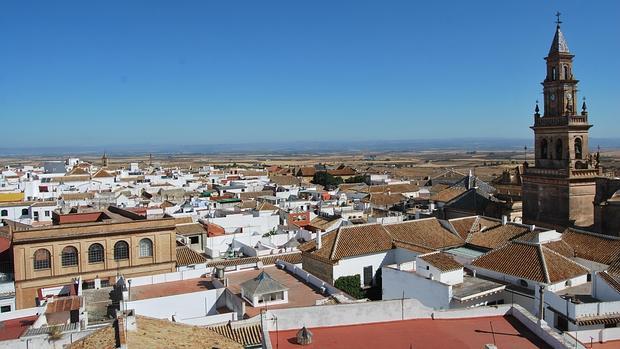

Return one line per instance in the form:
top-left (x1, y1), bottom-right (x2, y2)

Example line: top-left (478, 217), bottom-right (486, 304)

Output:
top-left (296, 326), bottom-right (313, 345)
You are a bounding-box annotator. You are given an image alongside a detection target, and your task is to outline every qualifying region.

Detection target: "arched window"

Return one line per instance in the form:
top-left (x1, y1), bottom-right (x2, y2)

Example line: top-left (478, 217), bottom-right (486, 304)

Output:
top-left (540, 139), bottom-right (549, 159)
top-left (21, 208), bottom-right (29, 216)
top-left (575, 138), bottom-right (583, 159)
top-left (139, 238), bottom-right (153, 257)
top-left (61, 246), bottom-right (78, 267)
top-left (33, 248), bottom-right (51, 270)
top-left (563, 66), bottom-right (569, 80)
top-left (114, 241), bottom-right (129, 260)
top-left (551, 67), bottom-right (557, 81)
top-left (0, 210), bottom-right (7, 217)
top-left (88, 243), bottom-right (104, 263)
top-left (555, 139), bottom-right (563, 160)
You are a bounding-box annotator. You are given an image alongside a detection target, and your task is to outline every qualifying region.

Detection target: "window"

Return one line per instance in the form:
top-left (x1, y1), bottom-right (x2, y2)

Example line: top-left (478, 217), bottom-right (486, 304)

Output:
top-left (21, 208), bottom-right (29, 216)
top-left (555, 139), bottom-right (563, 160)
top-left (519, 279), bottom-right (529, 288)
top-left (551, 67), bottom-right (557, 81)
top-left (88, 243), bottom-right (104, 263)
top-left (139, 238), bottom-right (153, 257)
top-left (363, 266), bottom-right (373, 286)
top-left (45, 211), bottom-right (50, 217)
top-left (33, 248), bottom-right (51, 270)
top-left (563, 66), bottom-right (569, 80)
top-left (1, 210), bottom-right (7, 217)
top-left (61, 246), bottom-right (78, 267)
top-left (189, 236), bottom-right (200, 245)
top-left (540, 139), bottom-right (549, 159)
top-left (114, 241), bottom-right (129, 260)
top-left (575, 138), bottom-right (583, 159)
top-left (1, 305), bottom-right (11, 313)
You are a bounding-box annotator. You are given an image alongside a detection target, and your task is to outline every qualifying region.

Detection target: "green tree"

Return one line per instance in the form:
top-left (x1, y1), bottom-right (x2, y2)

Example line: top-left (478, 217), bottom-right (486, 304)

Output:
top-left (311, 172), bottom-right (343, 189)
top-left (334, 275), bottom-right (365, 299)
top-left (344, 175), bottom-right (368, 184)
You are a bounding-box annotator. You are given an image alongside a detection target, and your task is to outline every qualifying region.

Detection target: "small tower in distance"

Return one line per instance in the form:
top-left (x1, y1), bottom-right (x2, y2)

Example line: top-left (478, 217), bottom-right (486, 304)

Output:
top-left (102, 152), bottom-right (109, 168)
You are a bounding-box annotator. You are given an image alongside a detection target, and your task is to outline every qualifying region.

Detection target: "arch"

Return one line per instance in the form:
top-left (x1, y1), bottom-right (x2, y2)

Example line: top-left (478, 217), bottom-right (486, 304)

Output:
top-left (0, 209), bottom-right (7, 217)
top-left (540, 139), bottom-right (549, 159)
top-left (61, 246), bottom-right (79, 267)
top-left (563, 65), bottom-right (569, 80)
top-left (21, 208), bottom-right (29, 216)
top-left (139, 238), bottom-right (153, 257)
top-left (114, 241), bottom-right (129, 260)
top-left (575, 138), bottom-right (583, 159)
top-left (555, 139), bottom-right (563, 160)
top-left (551, 67), bottom-right (557, 81)
top-left (34, 248), bottom-right (51, 270)
top-left (88, 243), bottom-right (104, 263)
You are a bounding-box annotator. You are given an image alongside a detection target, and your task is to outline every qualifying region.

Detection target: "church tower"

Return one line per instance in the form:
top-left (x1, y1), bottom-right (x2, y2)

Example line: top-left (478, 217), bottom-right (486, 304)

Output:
top-left (522, 14), bottom-right (603, 229)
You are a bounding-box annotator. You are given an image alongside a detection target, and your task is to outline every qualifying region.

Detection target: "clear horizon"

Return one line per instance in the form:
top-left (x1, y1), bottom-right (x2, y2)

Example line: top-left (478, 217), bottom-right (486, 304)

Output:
top-left (1, 1), bottom-right (619, 147)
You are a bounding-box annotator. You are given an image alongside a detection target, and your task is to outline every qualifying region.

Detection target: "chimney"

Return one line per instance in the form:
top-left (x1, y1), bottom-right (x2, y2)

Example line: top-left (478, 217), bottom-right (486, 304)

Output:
top-left (501, 215), bottom-right (508, 225)
top-left (316, 231), bottom-right (322, 250)
top-left (538, 285), bottom-right (546, 324)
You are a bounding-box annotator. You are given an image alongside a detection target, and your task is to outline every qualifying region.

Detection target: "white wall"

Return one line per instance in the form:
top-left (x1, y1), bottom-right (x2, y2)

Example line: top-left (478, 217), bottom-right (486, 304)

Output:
top-left (333, 251), bottom-right (395, 286)
top-left (594, 272), bottom-right (620, 302)
top-left (382, 267), bottom-right (451, 310)
top-left (126, 288), bottom-right (222, 324)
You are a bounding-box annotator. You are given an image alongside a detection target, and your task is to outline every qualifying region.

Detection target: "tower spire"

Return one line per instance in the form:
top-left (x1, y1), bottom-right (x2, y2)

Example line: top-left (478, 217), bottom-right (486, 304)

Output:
top-left (549, 13), bottom-right (570, 55)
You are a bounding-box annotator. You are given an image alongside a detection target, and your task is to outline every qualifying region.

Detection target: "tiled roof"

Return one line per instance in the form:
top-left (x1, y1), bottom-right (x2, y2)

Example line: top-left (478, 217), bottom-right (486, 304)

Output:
top-left (239, 190), bottom-right (274, 201)
top-left (175, 223), bottom-right (207, 236)
top-left (301, 223), bottom-right (393, 263)
top-left (384, 218), bottom-right (464, 250)
top-left (466, 224), bottom-right (532, 250)
top-left (561, 228), bottom-right (620, 265)
top-left (365, 183), bottom-right (419, 194)
top-left (176, 246), bottom-right (207, 267)
top-left (260, 252), bottom-right (302, 265)
top-left (206, 253), bottom-right (302, 268)
top-left (92, 169), bottom-right (114, 178)
top-left (46, 295), bottom-right (82, 313)
top-left (598, 271), bottom-right (620, 295)
top-left (430, 187), bottom-right (467, 203)
top-left (208, 322), bottom-right (262, 347)
top-left (240, 271), bottom-right (288, 296)
top-left (449, 216), bottom-right (501, 240)
top-left (307, 216), bottom-right (340, 231)
top-left (471, 241), bottom-right (588, 284)
top-left (269, 175), bottom-right (302, 186)
top-left (362, 193), bottom-right (407, 206)
top-left (61, 192), bottom-right (95, 201)
top-left (419, 252), bottom-right (462, 272)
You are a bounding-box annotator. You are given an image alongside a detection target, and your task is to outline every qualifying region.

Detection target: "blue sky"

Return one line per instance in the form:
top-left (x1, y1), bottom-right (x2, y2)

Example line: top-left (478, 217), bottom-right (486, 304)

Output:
top-left (1, 1), bottom-right (618, 148)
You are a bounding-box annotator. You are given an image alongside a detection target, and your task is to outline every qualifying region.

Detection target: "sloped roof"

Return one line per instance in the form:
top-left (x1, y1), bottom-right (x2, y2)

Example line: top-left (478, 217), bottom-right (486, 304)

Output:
top-left (430, 187), bottom-right (467, 203)
top-left (549, 25), bottom-right (570, 55)
top-left (466, 224), bottom-right (533, 250)
top-left (300, 223), bottom-right (393, 263)
top-left (208, 322), bottom-right (262, 348)
top-left (269, 175), bottom-right (302, 186)
top-left (240, 271), bottom-right (288, 297)
top-left (561, 228), bottom-right (620, 265)
top-left (419, 252), bottom-right (462, 272)
top-left (362, 193), bottom-right (407, 206)
top-left (175, 223), bottom-right (206, 236)
top-left (92, 169), bottom-right (115, 178)
top-left (176, 246), bottom-right (207, 267)
top-left (449, 216), bottom-right (501, 240)
top-left (471, 241), bottom-right (588, 284)
top-left (384, 218), bottom-right (464, 250)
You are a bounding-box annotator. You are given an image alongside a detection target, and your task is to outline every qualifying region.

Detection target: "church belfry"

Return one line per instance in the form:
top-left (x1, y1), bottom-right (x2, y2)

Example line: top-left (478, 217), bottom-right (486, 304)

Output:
top-left (522, 13), bottom-right (603, 229)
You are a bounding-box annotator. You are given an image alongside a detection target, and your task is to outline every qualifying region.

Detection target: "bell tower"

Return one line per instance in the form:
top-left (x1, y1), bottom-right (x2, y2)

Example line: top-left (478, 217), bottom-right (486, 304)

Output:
top-left (522, 13), bottom-right (603, 229)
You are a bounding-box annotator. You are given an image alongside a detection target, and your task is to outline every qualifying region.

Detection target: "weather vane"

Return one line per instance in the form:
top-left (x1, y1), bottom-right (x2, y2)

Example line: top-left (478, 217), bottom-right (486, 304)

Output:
top-left (555, 11), bottom-right (562, 26)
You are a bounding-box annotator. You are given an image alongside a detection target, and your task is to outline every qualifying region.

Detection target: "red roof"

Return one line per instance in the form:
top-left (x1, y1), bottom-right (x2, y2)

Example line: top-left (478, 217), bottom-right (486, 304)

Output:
top-left (206, 223), bottom-right (225, 237)
top-left (269, 316), bottom-right (551, 349)
top-left (0, 315), bottom-right (38, 340)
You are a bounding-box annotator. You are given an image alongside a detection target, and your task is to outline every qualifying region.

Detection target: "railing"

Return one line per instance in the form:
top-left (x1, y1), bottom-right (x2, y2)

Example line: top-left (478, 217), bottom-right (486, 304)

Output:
top-left (533, 115), bottom-right (589, 127)
top-left (570, 168), bottom-right (602, 177)
top-left (523, 167), bottom-right (568, 177)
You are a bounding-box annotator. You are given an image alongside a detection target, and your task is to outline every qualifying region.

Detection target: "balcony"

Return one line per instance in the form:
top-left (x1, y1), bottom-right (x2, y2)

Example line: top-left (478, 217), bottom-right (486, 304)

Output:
top-left (533, 115), bottom-right (590, 127)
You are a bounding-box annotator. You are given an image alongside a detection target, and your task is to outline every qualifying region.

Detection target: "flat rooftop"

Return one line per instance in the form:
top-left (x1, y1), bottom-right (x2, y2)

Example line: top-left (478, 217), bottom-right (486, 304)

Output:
top-left (269, 315), bottom-right (552, 349)
top-left (555, 282), bottom-right (599, 303)
top-left (452, 275), bottom-right (506, 302)
top-left (130, 277), bottom-right (214, 301)
top-left (225, 266), bottom-right (326, 318)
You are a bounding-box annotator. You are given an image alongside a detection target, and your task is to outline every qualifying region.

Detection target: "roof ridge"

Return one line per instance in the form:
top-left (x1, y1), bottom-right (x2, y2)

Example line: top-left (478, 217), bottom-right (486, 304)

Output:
top-left (540, 244), bottom-right (589, 271)
top-left (537, 243), bottom-right (551, 284)
top-left (383, 217), bottom-right (437, 226)
top-left (330, 228), bottom-right (342, 261)
top-left (565, 227), bottom-right (620, 241)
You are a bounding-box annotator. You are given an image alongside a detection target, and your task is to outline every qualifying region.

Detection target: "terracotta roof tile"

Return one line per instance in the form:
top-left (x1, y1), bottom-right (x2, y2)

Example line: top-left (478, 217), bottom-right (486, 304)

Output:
top-left (561, 228), bottom-right (620, 265)
top-left (471, 241), bottom-right (588, 284)
top-left (449, 216), bottom-right (501, 240)
top-left (384, 218), bottom-right (464, 250)
top-left (466, 224), bottom-right (532, 250)
top-left (419, 252), bottom-right (462, 272)
top-left (430, 187), bottom-right (467, 203)
top-left (176, 246), bottom-right (207, 266)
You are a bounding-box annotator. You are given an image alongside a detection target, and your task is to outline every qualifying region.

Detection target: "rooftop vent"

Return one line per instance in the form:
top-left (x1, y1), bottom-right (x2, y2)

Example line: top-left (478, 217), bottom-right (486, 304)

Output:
top-left (296, 326), bottom-right (313, 345)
